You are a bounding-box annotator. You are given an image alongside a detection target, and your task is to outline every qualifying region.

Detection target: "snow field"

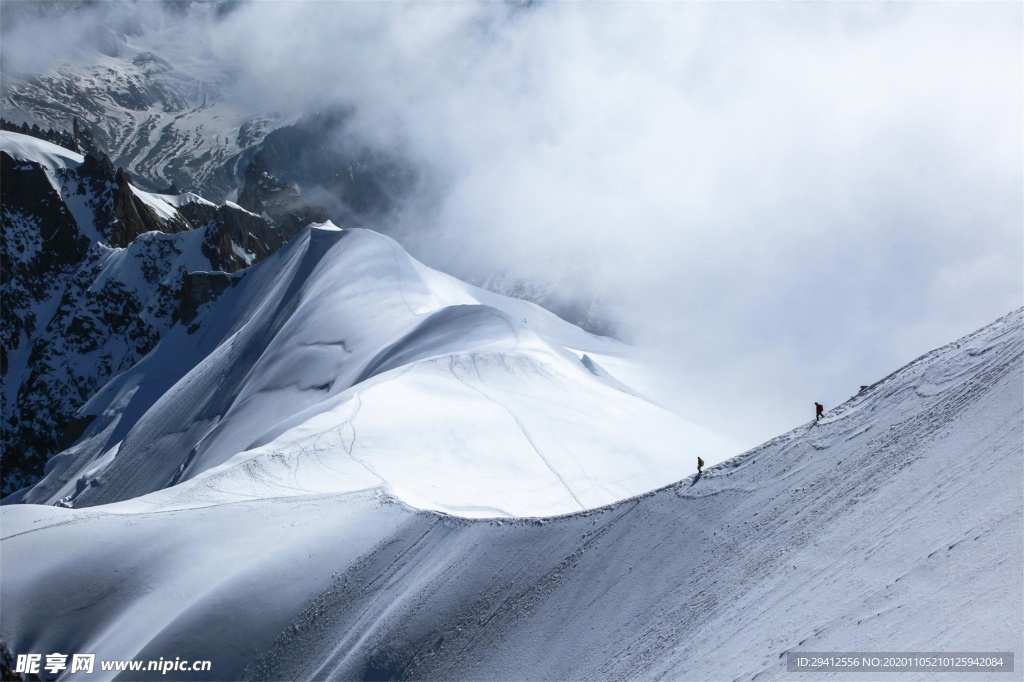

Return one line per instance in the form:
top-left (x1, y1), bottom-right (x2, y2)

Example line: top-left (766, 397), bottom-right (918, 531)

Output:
top-left (2, 310), bottom-right (1019, 680)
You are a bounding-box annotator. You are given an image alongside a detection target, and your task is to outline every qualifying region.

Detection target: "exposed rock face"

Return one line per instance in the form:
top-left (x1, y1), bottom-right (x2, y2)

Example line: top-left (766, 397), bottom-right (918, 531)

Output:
top-left (1, 129), bottom-right (327, 495)
top-left (1, 150), bottom-right (89, 413)
top-left (175, 186), bottom-right (304, 274)
top-left (175, 271), bottom-right (237, 327)
top-left (109, 168), bottom-right (186, 246)
top-left (0, 151), bottom-right (88, 273)
top-left (237, 152), bottom-right (330, 236)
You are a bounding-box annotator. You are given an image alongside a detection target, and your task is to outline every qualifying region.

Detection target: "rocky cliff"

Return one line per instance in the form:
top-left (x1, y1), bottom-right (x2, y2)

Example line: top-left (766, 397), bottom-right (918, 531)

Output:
top-left (0, 128), bottom-right (326, 494)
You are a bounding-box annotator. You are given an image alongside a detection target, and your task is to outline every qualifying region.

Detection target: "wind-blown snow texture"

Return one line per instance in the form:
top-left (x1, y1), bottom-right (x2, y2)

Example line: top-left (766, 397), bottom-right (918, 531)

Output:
top-left (2, 308), bottom-right (1020, 681)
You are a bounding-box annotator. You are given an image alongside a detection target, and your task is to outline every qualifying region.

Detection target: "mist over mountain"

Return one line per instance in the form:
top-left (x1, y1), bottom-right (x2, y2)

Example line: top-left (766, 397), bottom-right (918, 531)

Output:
top-left (0, 4), bottom-right (1022, 679)
top-left (0, 2), bottom-right (414, 224)
top-left (0, 0), bottom-right (1019, 527)
top-left (3, 0), bottom-right (1020, 450)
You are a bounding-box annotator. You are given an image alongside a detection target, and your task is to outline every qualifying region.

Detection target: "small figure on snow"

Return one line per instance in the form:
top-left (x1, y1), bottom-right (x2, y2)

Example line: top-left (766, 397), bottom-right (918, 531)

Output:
top-left (815, 402), bottom-right (824, 421)
top-left (697, 456), bottom-right (704, 474)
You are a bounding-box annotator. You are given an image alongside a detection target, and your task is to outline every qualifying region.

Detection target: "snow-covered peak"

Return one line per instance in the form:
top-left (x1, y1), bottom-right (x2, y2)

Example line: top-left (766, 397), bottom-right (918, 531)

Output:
top-left (22, 224), bottom-right (737, 517)
top-left (126, 184), bottom-right (218, 222)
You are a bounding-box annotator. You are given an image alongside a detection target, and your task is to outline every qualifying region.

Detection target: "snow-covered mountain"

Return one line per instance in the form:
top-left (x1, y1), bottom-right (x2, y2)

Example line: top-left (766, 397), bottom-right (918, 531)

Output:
top-left (3, 1), bottom-right (623, 336)
top-left (0, 0), bottom-right (285, 200)
top-left (3, 5), bottom-right (1019, 678)
top-left (2, 20), bottom-right (270, 200)
top-left (1, 305), bottom-right (1019, 679)
top-left (10, 215), bottom-right (736, 516)
top-left (0, 130), bottom-right (325, 494)
top-left (1, 2), bottom-right (413, 217)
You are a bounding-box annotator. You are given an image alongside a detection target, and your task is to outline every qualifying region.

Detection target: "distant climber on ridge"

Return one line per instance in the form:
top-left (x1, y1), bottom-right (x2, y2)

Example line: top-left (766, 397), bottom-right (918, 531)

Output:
top-left (697, 456), bottom-right (704, 474)
top-left (815, 402), bottom-right (824, 421)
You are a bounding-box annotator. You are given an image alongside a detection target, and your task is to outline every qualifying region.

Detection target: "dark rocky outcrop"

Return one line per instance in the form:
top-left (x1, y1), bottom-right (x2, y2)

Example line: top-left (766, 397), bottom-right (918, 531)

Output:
top-left (175, 271), bottom-right (237, 327)
top-left (0, 151), bottom-right (88, 274)
top-left (1, 137), bottom-right (194, 492)
top-left (237, 152), bottom-right (330, 236)
top-left (108, 168), bottom-right (189, 247)
top-left (0, 640), bottom-right (40, 682)
top-left (176, 198), bottom-right (283, 274)
top-left (1, 131), bottom-right (331, 496)
top-left (69, 137), bottom-right (192, 247)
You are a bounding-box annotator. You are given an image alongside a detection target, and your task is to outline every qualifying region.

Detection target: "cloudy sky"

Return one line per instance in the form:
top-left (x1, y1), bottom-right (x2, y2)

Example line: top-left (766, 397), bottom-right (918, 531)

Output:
top-left (4, 1), bottom-right (1022, 454)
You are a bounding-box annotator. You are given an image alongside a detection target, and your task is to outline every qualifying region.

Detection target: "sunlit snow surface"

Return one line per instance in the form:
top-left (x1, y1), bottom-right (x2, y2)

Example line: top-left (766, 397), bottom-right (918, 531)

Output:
top-left (0, 131), bottom-right (86, 171)
top-left (13, 223), bottom-right (738, 517)
top-left (2, 307), bottom-right (1020, 680)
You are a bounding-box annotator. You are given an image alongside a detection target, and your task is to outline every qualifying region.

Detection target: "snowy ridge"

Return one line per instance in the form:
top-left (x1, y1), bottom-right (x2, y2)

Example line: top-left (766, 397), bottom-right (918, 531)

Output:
top-left (0, 131), bottom-right (294, 493)
top-left (1, 310), bottom-right (1019, 680)
top-left (126, 184), bottom-right (217, 223)
top-left (0, 130), bottom-right (85, 172)
top-left (18, 223), bottom-right (737, 517)
top-left (2, 131), bottom-right (222, 234)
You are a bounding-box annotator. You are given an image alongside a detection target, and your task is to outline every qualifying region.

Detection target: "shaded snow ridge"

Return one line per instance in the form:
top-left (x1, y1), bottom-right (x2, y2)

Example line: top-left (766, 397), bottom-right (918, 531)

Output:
top-left (2, 308), bottom-right (1019, 680)
top-left (1, 130), bottom-right (318, 494)
top-left (14, 222), bottom-right (737, 517)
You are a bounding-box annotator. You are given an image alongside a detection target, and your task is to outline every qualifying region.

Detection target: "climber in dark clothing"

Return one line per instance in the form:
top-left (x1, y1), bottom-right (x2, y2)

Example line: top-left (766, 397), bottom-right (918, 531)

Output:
top-left (697, 456), bottom-right (704, 474)
top-left (815, 402), bottom-right (824, 421)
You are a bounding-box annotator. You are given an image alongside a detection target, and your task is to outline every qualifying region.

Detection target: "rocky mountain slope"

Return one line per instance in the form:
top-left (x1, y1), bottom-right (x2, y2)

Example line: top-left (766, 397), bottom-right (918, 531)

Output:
top-left (2, 0), bottom-right (276, 201)
top-left (1, 2), bottom-right (413, 218)
top-left (1, 306), bottom-right (1019, 679)
top-left (3, 43), bottom-right (261, 200)
top-left (0, 130), bottom-right (324, 494)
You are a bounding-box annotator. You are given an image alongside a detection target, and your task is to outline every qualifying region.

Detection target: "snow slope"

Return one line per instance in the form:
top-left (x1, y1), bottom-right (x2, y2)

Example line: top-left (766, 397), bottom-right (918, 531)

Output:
top-left (1, 130), bottom-right (290, 493)
top-left (16, 223), bottom-right (737, 517)
top-left (1, 309), bottom-right (1019, 681)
